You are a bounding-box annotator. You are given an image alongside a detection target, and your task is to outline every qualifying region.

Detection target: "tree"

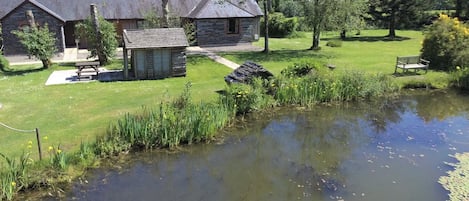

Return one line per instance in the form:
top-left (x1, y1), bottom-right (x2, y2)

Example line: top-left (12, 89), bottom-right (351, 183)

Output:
top-left (263, 0), bottom-right (270, 53)
top-left (302, 0), bottom-right (338, 50)
top-left (333, 0), bottom-right (368, 39)
top-left (369, 0), bottom-right (430, 38)
top-left (12, 25), bottom-right (57, 69)
top-left (75, 16), bottom-right (118, 65)
top-left (455, 0), bottom-right (469, 18)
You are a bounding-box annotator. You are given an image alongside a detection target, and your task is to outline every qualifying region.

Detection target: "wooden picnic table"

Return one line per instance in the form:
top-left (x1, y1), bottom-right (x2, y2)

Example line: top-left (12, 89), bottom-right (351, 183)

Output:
top-left (76, 61), bottom-right (100, 80)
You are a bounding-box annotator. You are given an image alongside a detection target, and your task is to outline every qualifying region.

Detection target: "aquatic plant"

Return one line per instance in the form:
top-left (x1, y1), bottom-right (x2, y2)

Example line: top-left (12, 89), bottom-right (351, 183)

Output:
top-left (439, 152), bottom-right (469, 201)
top-left (273, 71), bottom-right (398, 106)
top-left (49, 146), bottom-right (67, 170)
top-left (449, 66), bottom-right (469, 90)
top-left (0, 152), bottom-right (31, 200)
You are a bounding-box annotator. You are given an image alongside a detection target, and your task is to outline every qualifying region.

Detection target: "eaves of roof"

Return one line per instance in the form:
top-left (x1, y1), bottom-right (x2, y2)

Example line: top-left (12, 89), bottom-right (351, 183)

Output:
top-left (1, 0), bottom-right (65, 22)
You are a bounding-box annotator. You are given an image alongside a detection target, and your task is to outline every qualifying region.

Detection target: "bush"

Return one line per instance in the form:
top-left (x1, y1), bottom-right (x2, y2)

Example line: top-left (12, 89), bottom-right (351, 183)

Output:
top-left (0, 54), bottom-right (9, 72)
top-left (421, 14), bottom-right (469, 71)
top-left (281, 61), bottom-right (323, 77)
top-left (261, 13), bottom-right (298, 38)
top-left (326, 39), bottom-right (343, 47)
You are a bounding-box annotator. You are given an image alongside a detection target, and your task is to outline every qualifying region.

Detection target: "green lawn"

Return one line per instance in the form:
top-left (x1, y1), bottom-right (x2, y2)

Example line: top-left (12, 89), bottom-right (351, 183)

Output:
top-left (0, 56), bottom-right (231, 158)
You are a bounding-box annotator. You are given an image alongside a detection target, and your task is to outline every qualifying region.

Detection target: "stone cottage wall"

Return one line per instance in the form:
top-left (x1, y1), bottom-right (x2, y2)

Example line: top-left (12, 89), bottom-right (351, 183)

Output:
top-left (1, 2), bottom-right (64, 55)
top-left (196, 17), bottom-right (260, 46)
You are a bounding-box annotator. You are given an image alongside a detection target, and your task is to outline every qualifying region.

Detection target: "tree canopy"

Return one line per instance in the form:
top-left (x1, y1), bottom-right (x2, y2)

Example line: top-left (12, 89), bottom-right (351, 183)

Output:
top-left (12, 25), bottom-right (57, 68)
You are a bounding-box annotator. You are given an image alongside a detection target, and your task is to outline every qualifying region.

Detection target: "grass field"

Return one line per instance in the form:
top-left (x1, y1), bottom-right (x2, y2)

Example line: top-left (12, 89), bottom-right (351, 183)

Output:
top-left (0, 56), bottom-right (231, 158)
top-left (0, 29), bottom-right (450, 159)
top-left (224, 29), bottom-right (449, 87)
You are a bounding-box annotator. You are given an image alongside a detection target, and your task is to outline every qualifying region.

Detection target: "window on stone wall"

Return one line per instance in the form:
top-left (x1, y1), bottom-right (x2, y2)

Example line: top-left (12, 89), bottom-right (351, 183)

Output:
top-left (227, 18), bottom-right (239, 34)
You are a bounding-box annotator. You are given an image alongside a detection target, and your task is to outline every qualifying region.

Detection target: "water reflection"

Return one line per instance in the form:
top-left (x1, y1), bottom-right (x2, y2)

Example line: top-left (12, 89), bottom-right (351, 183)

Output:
top-left (41, 90), bottom-right (469, 201)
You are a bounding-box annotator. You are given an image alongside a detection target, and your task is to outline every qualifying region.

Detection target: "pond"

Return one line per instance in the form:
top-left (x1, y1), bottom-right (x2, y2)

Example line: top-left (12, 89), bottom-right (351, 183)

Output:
top-left (48, 90), bottom-right (469, 201)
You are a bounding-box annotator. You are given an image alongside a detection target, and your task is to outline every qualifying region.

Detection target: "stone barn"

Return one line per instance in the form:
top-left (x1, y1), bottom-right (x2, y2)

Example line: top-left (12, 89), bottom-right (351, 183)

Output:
top-left (122, 28), bottom-right (188, 80)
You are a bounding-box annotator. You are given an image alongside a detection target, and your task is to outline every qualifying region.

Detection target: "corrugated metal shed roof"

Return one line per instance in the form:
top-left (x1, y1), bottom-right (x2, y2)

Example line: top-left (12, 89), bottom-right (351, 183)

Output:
top-left (123, 28), bottom-right (189, 49)
top-left (1, 0), bottom-right (262, 21)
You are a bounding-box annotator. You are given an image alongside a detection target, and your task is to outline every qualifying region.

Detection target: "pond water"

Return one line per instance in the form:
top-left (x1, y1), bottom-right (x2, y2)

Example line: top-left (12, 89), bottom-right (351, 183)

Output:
top-left (49, 90), bottom-right (469, 201)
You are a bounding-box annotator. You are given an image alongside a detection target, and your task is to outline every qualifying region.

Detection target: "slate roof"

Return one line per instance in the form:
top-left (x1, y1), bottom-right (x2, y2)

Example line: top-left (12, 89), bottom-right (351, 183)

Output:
top-left (0, 0), bottom-right (263, 21)
top-left (123, 28), bottom-right (189, 49)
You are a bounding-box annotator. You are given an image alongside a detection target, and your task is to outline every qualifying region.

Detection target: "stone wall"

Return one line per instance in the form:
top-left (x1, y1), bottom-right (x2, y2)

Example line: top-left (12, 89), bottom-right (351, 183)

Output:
top-left (1, 2), bottom-right (65, 55)
top-left (196, 17), bottom-right (260, 46)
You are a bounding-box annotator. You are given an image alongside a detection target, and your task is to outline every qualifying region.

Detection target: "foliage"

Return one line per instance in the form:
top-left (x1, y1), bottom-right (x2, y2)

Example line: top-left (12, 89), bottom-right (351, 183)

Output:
top-left (280, 61), bottom-right (322, 77)
top-left (261, 12), bottom-right (298, 38)
top-left (421, 14), bottom-right (469, 71)
top-left (48, 146), bottom-right (67, 170)
top-left (278, 0), bottom-right (304, 17)
top-left (273, 70), bottom-right (398, 106)
top-left (439, 152), bottom-right (469, 201)
top-left (220, 79), bottom-right (275, 114)
top-left (95, 83), bottom-right (236, 155)
top-left (303, 0), bottom-right (339, 49)
top-left (11, 25), bottom-right (57, 69)
top-left (0, 54), bottom-right (9, 72)
top-left (182, 21), bottom-right (197, 46)
top-left (75, 17), bottom-right (118, 65)
top-left (449, 66), bottom-right (469, 90)
top-left (368, 0), bottom-right (432, 37)
top-left (0, 152), bottom-right (31, 201)
top-left (142, 10), bottom-right (197, 45)
top-left (332, 0), bottom-right (368, 38)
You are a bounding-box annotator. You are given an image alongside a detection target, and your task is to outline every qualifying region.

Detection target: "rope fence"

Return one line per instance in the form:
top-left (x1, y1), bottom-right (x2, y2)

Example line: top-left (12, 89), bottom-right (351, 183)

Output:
top-left (0, 121), bottom-right (42, 160)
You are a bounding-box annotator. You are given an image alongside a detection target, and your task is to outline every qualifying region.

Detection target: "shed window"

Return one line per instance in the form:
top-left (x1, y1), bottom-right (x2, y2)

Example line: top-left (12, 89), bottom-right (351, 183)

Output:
top-left (227, 18), bottom-right (239, 34)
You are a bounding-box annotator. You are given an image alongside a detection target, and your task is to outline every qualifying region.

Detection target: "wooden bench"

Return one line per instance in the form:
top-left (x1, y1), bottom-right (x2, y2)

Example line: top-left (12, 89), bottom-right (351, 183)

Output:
top-left (395, 56), bottom-right (430, 74)
top-left (76, 61), bottom-right (100, 80)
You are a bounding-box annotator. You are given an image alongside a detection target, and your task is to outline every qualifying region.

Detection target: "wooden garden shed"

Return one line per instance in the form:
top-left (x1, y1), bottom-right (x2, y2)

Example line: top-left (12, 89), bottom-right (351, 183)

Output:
top-left (122, 28), bottom-right (188, 80)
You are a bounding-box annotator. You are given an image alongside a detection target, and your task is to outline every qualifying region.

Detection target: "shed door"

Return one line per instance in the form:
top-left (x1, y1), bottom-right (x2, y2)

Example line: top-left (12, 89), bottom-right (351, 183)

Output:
top-left (153, 49), bottom-right (171, 78)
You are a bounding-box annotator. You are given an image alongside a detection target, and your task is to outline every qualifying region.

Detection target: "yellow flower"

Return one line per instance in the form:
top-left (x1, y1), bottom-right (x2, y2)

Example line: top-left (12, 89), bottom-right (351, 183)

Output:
top-left (27, 145), bottom-right (32, 149)
top-left (57, 149), bottom-right (62, 154)
top-left (28, 141), bottom-right (33, 145)
top-left (43, 136), bottom-right (48, 140)
top-left (48, 146), bottom-right (54, 151)
top-left (456, 66), bottom-right (461, 70)
top-left (11, 181), bottom-right (16, 187)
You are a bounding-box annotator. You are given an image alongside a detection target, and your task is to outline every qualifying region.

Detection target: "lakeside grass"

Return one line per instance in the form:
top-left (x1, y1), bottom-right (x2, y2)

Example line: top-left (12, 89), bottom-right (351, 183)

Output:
top-left (0, 56), bottom-right (231, 158)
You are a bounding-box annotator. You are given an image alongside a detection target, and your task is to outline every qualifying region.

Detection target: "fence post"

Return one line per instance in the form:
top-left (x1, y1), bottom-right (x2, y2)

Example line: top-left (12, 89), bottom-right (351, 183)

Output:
top-left (35, 128), bottom-right (42, 160)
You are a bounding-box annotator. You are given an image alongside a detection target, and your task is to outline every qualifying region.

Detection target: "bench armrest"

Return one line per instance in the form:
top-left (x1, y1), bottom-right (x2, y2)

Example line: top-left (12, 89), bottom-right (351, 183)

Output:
top-left (419, 58), bottom-right (430, 65)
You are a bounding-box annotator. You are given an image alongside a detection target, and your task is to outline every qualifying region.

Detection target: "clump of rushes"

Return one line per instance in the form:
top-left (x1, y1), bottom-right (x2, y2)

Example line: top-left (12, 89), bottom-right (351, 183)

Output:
top-left (95, 82), bottom-right (237, 156)
top-left (49, 146), bottom-right (67, 170)
top-left (0, 152), bottom-right (31, 200)
top-left (273, 70), bottom-right (398, 106)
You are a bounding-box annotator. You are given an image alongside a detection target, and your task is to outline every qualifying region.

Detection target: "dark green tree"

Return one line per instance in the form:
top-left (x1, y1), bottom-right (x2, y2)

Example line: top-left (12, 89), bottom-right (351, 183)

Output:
top-left (75, 16), bottom-right (118, 65)
top-left (369, 0), bottom-right (431, 38)
top-left (12, 25), bottom-right (57, 68)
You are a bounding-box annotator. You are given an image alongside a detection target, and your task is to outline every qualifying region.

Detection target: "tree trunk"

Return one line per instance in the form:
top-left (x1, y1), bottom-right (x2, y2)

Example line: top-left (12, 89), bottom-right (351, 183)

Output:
top-left (162, 0), bottom-right (169, 28)
top-left (310, 26), bottom-right (320, 50)
top-left (90, 4), bottom-right (107, 65)
top-left (25, 10), bottom-right (37, 29)
top-left (263, 0), bottom-right (269, 53)
top-left (340, 30), bottom-right (346, 40)
top-left (41, 59), bottom-right (51, 69)
top-left (388, 8), bottom-right (396, 39)
top-left (455, 0), bottom-right (462, 17)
